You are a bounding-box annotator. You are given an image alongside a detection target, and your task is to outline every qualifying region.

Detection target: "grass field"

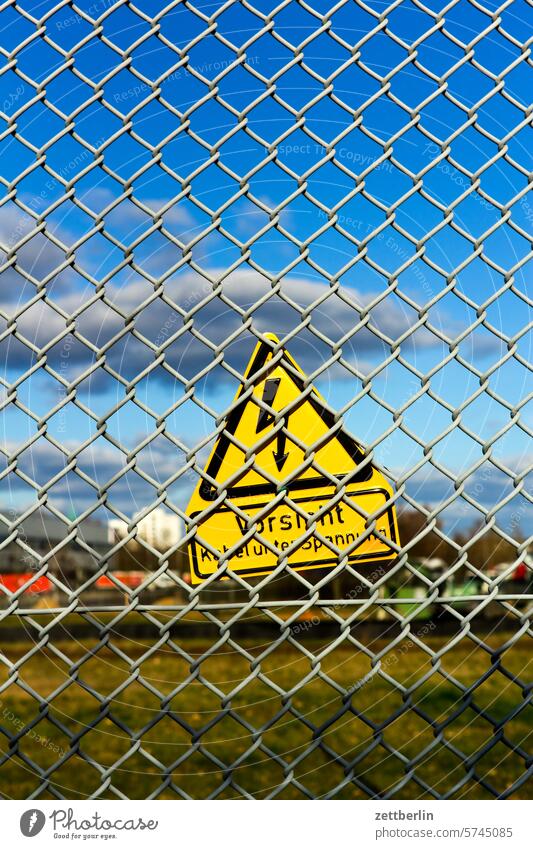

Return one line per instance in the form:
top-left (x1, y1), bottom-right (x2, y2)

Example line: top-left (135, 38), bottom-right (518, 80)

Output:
top-left (0, 623), bottom-right (531, 800)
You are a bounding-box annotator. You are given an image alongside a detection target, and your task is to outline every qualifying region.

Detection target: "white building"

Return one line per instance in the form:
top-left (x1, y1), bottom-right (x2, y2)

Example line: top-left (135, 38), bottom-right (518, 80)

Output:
top-left (109, 508), bottom-right (183, 550)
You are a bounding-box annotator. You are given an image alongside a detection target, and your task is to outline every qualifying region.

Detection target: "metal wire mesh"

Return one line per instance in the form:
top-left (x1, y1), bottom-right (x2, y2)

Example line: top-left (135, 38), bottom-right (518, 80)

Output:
top-left (0, 0), bottom-right (531, 800)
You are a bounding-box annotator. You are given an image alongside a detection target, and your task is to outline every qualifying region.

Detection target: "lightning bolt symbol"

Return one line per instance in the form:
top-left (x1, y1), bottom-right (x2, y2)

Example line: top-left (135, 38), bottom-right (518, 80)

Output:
top-left (256, 378), bottom-right (289, 472)
top-left (28, 812), bottom-right (38, 833)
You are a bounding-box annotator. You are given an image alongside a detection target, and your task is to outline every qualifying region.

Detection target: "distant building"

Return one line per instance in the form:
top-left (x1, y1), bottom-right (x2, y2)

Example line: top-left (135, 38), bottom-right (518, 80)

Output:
top-left (0, 509), bottom-right (109, 585)
top-left (108, 508), bottom-right (183, 550)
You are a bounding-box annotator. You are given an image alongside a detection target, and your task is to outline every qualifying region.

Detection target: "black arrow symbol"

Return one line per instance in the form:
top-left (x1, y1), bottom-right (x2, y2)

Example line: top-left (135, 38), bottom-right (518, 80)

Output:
top-left (273, 428), bottom-right (289, 471)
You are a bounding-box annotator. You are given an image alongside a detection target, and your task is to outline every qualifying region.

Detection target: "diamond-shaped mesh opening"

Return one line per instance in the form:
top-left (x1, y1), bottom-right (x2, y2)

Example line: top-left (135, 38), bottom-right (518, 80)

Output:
top-left (261, 715), bottom-right (315, 762)
top-left (170, 751), bottom-right (227, 799)
top-left (139, 716), bottom-right (192, 764)
top-left (107, 751), bottom-right (164, 798)
top-left (474, 741), bottom-right (530, 797)
top-left (351, 744), bottom-right (408, 796)
top-left (79, 719), bottom-right (133, 766)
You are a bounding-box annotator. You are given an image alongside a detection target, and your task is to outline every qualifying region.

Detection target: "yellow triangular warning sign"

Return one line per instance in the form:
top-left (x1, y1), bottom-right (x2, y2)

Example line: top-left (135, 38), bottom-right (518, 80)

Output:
top-left (186, 334), bottom-right (399, 583)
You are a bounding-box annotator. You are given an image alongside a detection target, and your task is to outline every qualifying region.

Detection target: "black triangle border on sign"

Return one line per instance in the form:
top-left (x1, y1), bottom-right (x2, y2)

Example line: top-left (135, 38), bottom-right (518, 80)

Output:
top-left (199, 338), bottom-right (374, 501)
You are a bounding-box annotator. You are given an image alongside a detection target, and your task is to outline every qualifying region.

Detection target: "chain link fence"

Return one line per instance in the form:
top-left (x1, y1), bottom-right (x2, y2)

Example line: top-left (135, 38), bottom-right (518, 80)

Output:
top-left (0, 0), bottom-right (531, 800)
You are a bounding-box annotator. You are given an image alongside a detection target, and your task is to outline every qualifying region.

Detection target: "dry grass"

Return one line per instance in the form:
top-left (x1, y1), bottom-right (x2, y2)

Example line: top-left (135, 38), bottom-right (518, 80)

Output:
top-left (0, 624), bottom-right (531, 799)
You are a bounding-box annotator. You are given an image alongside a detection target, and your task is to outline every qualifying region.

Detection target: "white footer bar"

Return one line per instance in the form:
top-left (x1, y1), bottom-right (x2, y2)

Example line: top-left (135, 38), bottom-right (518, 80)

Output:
top-left (4, 799), bottom-right (530, 848)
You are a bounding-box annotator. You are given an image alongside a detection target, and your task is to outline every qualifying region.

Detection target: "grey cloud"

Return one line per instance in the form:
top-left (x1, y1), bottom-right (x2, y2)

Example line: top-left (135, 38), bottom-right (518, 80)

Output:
top-left (399, 460), bottom-right (531, 538)
top-left (0, 192), bottom-right (503, 395)
top-left (1, 267), bottom-right (452, 393)
top-left (2, 433), bottom-right (192, 520)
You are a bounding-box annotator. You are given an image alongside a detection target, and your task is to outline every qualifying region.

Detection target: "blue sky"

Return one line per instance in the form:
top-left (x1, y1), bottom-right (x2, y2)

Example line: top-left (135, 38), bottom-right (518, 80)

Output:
top-left (0, 0), bottom-right (530, 541)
